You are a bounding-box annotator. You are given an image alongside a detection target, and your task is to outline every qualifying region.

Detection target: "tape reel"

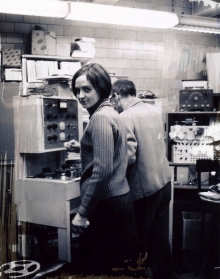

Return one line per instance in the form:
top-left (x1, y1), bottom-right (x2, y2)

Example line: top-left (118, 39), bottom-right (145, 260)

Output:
top-left (1, 260), bottom-right (40, 279)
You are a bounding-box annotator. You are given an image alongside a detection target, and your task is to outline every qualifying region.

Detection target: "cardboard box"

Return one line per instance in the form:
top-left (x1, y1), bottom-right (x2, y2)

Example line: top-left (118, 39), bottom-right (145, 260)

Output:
top-left (2, 49), bottom-right (21, 66)
top-left (56, 43), bottom-right (71, 57)
top-left (176, 166), bottom-right (188, 184)
top-left (182, 212), bottom-right (211, 251)
top-left (31, 30), bottom-right (56, 55)
top-left (4, 68), bottom-right (22, 81)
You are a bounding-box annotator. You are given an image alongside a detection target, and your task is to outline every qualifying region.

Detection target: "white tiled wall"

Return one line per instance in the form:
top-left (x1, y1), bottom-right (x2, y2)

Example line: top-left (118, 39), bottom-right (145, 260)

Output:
top-left (0, 0), bottom-right (220, 115)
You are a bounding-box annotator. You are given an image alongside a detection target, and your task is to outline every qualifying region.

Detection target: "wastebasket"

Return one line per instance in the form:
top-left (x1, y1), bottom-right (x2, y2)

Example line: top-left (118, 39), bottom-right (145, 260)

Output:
top-left (182, 211), bottom-right (212, 251)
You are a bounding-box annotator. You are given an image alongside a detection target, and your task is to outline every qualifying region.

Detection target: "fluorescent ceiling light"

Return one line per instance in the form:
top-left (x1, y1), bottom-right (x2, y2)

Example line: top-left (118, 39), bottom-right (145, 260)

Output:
top-left (173, 14), bottom-right (220, 34)
top-left (1, 0), bottom-right (220, 34)
top-left (65, 2), bottom-right (179, 29)
top-left (1, 0), bottom-right (67, 18)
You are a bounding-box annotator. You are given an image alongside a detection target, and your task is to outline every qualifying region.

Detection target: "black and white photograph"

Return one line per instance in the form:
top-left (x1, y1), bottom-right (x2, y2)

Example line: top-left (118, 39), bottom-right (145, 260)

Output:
top-left (0, 1), bottom-right (220, 279)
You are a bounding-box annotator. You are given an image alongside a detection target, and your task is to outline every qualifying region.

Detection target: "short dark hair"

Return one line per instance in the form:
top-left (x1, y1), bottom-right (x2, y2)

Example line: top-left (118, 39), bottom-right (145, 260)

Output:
top-left (71, 63), bottom-right (112, 99)
top-left (112, 79), bottom-right (136, 97)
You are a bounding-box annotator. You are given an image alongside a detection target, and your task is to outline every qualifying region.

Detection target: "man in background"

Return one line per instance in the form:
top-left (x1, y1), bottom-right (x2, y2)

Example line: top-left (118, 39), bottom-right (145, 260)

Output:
top-left (110, 79), bottom-right (176, 279)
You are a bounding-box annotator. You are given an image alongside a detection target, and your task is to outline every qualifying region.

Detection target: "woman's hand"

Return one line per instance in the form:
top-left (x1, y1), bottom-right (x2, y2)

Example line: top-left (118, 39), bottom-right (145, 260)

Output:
top-left (64, 140), bottom-right (80, 151)
top-left (72, 212), bottom-right (90, 234)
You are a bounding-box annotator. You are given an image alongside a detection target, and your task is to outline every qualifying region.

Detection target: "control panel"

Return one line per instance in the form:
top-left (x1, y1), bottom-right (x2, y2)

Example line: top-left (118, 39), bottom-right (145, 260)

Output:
top-left (14, 95), bottom-right (82, 153)
top-left (43, 98), bottom-right (79, 149)
top-left (167, 112), bottom-right (220, 165)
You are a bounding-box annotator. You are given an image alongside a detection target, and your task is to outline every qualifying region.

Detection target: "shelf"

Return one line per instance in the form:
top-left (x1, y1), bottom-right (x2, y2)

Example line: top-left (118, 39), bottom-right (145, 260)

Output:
top-left (2, 65), bottom-right (21, 68)
top-left (22, 54), bottom-right (90, 63)
top-left (169, 163), bottom-right (196, 166)
top-left (174, 184), bottom-right (210, 190)
top-left (168, 111), bottom-right (219, 114)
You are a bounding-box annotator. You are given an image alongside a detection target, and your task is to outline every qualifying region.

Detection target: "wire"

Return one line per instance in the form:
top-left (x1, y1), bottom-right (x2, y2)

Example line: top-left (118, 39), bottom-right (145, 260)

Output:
top-left (171, 0), bottom-right (174, 12)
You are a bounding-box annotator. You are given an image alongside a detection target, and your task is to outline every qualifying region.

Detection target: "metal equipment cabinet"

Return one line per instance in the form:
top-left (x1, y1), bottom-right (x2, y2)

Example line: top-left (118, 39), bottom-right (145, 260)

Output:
top-left (167, 111), bottom-right (220, 189)
top-left (167, 111), bottom-right (220, 273)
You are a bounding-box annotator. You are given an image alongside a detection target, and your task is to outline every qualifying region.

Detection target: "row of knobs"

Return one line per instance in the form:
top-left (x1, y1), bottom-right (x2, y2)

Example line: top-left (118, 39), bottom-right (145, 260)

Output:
top-left (47, 134), bottom-right (72, 141)
top-left (47, 135), bottom-right (58, 141)
top-left (181, 104), bottom-right (210, 108)
top-left (47, 123), bottom-right (58, 130)
top-left (47, 123), bottom-right (76, 129)
top-left (46, 113), bottom-right (77, 120)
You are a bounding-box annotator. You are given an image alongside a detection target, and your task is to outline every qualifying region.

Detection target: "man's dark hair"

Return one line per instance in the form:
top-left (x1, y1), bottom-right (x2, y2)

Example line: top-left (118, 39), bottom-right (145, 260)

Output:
top-left (72, 63), bottom-right (112, 99)
top-left (112, 79), bottom-right (136, 97)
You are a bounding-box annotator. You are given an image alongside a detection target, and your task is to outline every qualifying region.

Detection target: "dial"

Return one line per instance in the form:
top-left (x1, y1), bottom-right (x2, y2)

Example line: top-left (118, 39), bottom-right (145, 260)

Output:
top-left (47, 113), bottom-right (52, 119)
top-left (60, 132), bottom-right (66, 141)
top-left (193, 96), bottom-right (199, 101)
top-left (59, 122), bottom-right (65, 130)
top-left (189, 92), bottom-right (203, 103)
top-left (47, 135), bottom-right (53, 141)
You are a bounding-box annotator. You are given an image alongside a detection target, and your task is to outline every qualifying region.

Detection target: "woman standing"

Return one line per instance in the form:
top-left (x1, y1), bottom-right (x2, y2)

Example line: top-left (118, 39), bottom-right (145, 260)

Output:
top-left (68, 63), bottom-right (136, 275)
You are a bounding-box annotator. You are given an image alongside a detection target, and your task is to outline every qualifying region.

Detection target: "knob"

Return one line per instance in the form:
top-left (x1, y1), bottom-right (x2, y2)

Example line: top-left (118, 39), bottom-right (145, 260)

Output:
top-left (194, 104), bottom-right (198, 107)
top-left (47, 113), bottom-right (52, 119)
top-left (53, 114), bottom-right (58, 119)
top-left (53, 135), bottom-right (58, 140)
top-left (66, 124), bottom-right (70, 128)
top-left (47, 135), bottom-right (53, 141)
top-left (52, 123), bottom-right (58, 129)
top-left (193, 96), bottom-right (199, 101)
top-left (206, 104), bottom-right (210, 107)
top-left (201, 104), bottom-right (204, 107)
top-left (65, 170), bottom-right (71, 178)
top-left (46, 103), bottom-right (53, 108)
top-left (66, 134), bottom-right (70, 139)
top-left (72, 114), bottom-right (77, 118)
top-left (47, 124), bottom-right (52, 129)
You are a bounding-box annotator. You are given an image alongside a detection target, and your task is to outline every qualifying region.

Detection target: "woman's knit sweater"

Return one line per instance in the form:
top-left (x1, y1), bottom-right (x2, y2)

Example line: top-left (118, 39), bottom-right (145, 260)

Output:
top-left (78, 101), bottom-right (130, 218)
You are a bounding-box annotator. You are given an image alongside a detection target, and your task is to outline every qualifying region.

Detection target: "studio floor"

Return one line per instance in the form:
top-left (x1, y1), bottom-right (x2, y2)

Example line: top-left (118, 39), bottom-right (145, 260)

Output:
top-left (20, 224), bottom-right (220, 279)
